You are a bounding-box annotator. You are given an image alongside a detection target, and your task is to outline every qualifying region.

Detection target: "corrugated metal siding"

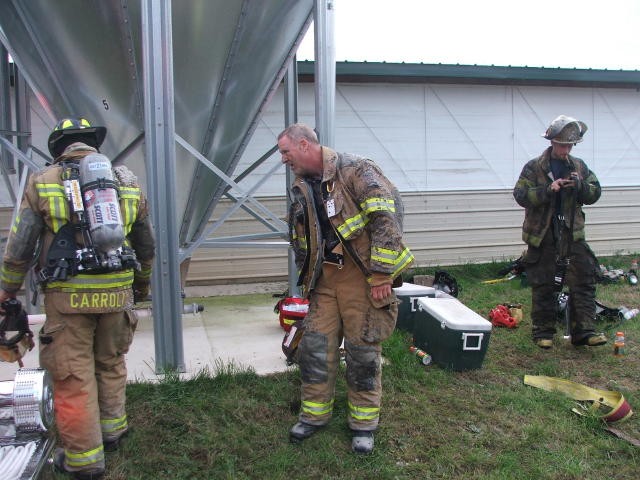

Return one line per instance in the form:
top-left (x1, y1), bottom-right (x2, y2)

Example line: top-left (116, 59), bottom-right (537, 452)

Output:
top-left (0, 208), bottom-right (11, 244)
top-left (182, 186), bottom-right (640, 285)
top-left (2, 187), bottom-right (639, 285)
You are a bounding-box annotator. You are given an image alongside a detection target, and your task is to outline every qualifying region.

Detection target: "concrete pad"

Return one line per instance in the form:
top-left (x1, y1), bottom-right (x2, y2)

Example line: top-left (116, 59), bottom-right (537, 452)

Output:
top-left (0, 289), bottom-right (295, 383)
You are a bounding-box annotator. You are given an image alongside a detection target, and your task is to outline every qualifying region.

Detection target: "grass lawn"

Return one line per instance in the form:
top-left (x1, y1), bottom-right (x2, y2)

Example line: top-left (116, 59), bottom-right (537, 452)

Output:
top-left (48, 254), bottom-right (640, 480)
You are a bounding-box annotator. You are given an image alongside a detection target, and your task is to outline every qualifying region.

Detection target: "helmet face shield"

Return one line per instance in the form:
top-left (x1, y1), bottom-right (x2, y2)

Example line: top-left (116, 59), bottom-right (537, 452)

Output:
top-left (542, 115), bottom-right (588, 144)
top-left (47, 117), bottom-right (107, 158)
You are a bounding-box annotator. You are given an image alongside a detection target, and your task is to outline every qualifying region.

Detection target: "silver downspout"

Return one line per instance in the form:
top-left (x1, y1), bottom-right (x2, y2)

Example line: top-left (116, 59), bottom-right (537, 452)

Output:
top-left (284, 57), bottom-right (300, 297)
top-left (313, 0), bottom-right (336, 147)
top-left (141, 0), bottom-right (185, 373)
top-left (0, 46), bottom-right (15, 202)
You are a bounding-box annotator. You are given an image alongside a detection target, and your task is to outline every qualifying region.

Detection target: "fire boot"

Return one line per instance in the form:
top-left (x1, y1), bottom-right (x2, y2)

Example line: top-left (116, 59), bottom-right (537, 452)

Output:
top-left (52, 448), bottom-right (105, 480)
top-left (289, 421), bottom-right (323, 443)
top-left (351, 430), bottom-right (375, 454)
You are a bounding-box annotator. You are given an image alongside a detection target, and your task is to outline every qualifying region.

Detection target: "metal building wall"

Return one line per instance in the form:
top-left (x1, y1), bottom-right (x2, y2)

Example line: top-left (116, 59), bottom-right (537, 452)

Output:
top-left (189, 80), bottom-right (640, 284)
top-left (240, 82), bottom-right (640, 194)
top-left (186, 186), bottom-right (639, 285)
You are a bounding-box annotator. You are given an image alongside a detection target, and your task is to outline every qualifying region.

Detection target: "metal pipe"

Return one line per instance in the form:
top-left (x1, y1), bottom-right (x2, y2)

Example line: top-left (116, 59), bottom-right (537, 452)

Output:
top-left (313, 0), bottom-right (336, 147)
top-left (141, 0), bottom-right (185, 373)
top-left (28, 300), bottom-right (203, 326)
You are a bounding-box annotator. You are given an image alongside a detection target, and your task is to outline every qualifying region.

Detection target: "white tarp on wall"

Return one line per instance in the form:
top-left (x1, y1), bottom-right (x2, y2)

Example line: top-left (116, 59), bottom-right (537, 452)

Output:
top-left (4, 81), bottom-right (640, 206)
top-left (239, 82), bottom-right (640, 195)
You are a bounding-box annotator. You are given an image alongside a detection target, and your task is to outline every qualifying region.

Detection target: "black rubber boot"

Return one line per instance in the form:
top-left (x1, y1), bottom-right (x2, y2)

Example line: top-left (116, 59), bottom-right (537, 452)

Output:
top-left (289, 421), bottom-right (323, 443)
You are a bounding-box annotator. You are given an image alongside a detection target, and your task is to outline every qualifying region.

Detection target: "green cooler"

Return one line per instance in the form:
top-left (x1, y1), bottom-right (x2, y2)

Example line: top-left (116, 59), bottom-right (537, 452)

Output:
top-left (414, 297), bottom-right (492, 371)
top-left (393, 282), bottom-right (437, 333)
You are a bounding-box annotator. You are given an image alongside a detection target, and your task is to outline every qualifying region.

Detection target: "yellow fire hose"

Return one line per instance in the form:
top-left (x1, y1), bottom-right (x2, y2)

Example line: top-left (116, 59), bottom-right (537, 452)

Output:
top-left (523, 375), bottom-right (633, 424)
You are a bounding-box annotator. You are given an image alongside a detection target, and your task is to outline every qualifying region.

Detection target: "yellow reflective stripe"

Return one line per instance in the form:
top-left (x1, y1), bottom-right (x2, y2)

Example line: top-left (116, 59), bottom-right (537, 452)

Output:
top-left (348, 401), bottom-right (380, 421)
top-left (36, 183), bottom-right (66, 196)
top-left (338, 197), bottom-right (396, 239)
top-left (293, 232), bottom-right (307, 250)
top-left (360, 197), bottom-right (395, 215)
top-left (46, 271), bottom-right (134, 290)
top-left (337, 212), bottom-right (368, 239)
top-left (101, 414), bottom-right (128, 434)
top-left (36, 183), bottom-right (68, 232)
top-left (121, 199), bottom-right (137, 235)
top-left (371, 246), bottom-right (414, 275)
top-left (1, 267), bottom-right (25, 285)
top-left (393, 248), bottom-right (415, 276)
top-left (137, 265), bottom-right (153, 281)
top-left (65, 445), bottom-right (104, 468)
top-left (10, 214), bottom-right (20, 233)
top-left (119, 187), bottom-right (140, 198)
top-left (302, 398), bottom-right (334, 416)
top-left (117, 187), bottom-right (140, 236)
top-left (119, 187), bottom-right (140, 235)
top-left (371, 246), bottom-right (399, 266)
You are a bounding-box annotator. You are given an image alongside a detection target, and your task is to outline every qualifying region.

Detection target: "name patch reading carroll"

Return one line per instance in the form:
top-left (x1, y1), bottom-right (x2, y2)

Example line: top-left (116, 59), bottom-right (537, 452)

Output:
top-left (69, 292), bottom-right (128, 309)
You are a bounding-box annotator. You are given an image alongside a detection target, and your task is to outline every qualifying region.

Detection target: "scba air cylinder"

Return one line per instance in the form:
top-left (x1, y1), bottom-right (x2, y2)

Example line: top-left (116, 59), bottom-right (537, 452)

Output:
top-left (79, 153), bottom-right (125, 268)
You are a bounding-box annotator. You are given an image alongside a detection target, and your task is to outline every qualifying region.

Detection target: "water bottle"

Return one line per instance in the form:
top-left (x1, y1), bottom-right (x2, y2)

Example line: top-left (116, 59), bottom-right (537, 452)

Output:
top-left (409, 346), bottom-right (432, 365)
top-left (619, 307), bottom-right (639, 321)
top-left (628, 259), bottom-right (638, 285)
top-left (613, 332), bottom-right (625, 357)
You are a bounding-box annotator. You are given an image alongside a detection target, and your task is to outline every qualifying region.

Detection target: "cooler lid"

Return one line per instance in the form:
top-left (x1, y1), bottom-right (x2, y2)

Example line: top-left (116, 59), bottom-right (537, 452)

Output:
top-left (393, 282), bottom-right (436, 296)
top-left (417, 297), bottom-right (492, 331)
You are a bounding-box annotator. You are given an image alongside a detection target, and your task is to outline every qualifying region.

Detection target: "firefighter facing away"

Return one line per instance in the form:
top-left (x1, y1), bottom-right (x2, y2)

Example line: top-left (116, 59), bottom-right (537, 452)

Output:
top-left (279, 123), bottom-right (414, 454)
top-left (0, 117), bottom-right (155, 479)
top-left (513, 115), bottom-right (606, 349)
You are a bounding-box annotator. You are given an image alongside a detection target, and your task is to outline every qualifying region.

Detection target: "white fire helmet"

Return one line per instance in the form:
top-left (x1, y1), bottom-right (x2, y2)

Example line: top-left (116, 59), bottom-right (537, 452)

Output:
top-left (542, 115), bottom-right (588, 144)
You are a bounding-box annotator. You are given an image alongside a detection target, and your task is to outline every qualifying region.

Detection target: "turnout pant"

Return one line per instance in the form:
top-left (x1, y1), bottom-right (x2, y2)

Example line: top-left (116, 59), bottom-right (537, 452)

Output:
top-left (296, 253), bottom-right (397, 431)
top-left (40, 294), bottom-right (138, 473)
top-left (523, 229), bottom-right (598, 343)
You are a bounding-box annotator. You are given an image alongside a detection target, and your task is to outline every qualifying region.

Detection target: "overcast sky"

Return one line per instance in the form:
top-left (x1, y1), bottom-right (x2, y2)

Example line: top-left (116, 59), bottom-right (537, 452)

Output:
top-left (297, 0), bottom-right (640, 70)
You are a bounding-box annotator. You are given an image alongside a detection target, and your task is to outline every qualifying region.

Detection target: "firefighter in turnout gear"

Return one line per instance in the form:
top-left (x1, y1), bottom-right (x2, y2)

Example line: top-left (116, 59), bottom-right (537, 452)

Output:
top-left (513, 115), bottom-right (606, 350)
top-left (0, 117), bottom-right (155, 479)
top-left (278, 123), bottom-right (414, 454)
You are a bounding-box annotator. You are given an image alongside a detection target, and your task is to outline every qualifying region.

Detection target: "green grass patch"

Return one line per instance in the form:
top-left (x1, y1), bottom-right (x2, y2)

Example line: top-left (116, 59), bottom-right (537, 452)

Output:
top-left (47, 254), bottom-right (640, 479)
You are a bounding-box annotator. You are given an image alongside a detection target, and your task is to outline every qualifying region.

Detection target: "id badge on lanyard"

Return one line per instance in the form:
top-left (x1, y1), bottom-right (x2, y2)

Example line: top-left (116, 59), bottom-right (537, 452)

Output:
top-left (326, 198), bottom-right (336, 217)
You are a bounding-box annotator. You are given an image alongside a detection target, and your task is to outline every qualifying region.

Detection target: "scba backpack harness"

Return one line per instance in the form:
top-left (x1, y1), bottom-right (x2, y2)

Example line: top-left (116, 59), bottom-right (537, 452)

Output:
top-left (39, 153), bottom-right (139, 284)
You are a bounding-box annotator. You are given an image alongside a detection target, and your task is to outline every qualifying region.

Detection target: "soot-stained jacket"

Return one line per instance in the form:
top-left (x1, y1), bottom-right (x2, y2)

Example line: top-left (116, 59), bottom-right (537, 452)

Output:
top-left (289, 146), bottom-right (414, 297)
top-left (513, 146), bottom-right (601, 248)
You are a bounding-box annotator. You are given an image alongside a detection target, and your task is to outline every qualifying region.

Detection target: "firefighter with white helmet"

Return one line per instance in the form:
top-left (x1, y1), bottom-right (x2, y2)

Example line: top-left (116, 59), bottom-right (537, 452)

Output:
top-left (0, 116), bottom-right (155, 479)
top-left (513, 115), bottom-right (606, 349)
top-left (541, 115), bottom-right (588, 144)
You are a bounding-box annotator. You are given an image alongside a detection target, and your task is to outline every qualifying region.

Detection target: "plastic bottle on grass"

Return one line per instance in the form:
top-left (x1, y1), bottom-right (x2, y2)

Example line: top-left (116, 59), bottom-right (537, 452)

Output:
top-left (409, 346), bottom-right (432, 365)
top-left (619, 307), bottom-right (639, 321)
top-left (613, 332), bottom-right (625, 357)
